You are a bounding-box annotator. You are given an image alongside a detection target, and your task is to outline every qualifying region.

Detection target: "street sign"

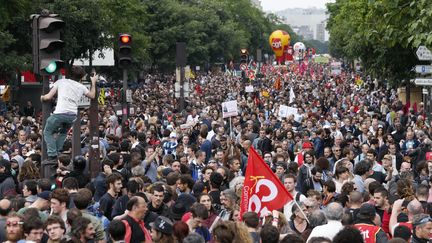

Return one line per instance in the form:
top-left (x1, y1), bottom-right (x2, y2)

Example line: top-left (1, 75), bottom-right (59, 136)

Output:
top-left (185, 65), bottom-right (191, 80)
top-left (126, 89), bottom-right (132, 103)
top-left (416, 46), bottom-right (432, 61)
top-left (415, 65), bottom-right (432, 74)
top-left (414, 78), bottom-right (432, 86)
top-left (78, 82), bottom-right (91, 108)
top-left (240, 64), bottom-right (247, 71)
top-left (174, 82), bottom-right (190, 98)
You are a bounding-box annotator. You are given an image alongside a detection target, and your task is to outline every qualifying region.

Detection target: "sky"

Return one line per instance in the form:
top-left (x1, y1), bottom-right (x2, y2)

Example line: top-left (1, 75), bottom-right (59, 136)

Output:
top-left (260, 0), bottom-right (334, 12)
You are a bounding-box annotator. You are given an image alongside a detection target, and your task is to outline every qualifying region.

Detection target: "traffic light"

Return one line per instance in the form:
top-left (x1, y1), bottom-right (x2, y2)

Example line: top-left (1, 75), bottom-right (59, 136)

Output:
top-left (32, 12), bottom-right (65, 75)
top-left (240, 48), bottom-right (248, 63)
top-left (118, 34), bottom-right (132, 68)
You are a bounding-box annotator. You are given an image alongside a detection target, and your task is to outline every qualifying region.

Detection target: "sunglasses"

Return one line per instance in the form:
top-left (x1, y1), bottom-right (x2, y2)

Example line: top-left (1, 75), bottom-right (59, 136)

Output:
top-left (6, 221), bottom-right (23, 227)
top-left (414, 216), bottom-right (432, 226)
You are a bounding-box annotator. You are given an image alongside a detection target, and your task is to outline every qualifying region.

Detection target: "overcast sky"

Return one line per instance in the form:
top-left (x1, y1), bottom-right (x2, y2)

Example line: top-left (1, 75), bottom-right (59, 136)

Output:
top-left (261, 0), bottom-right (334, 11)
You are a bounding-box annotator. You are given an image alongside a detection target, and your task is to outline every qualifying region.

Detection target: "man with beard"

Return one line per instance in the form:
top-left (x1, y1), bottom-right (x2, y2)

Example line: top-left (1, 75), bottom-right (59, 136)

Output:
top-left (4, 213), bottom-right (23, 243)
top-left (99, 173), bottom-right (123, 220)
top-left (373, 187), bottom-right (391, 235)
top-left (73, 188), bottom-right (106, 242)
top-left (148, 184), bottom-right (169, 217)
top-left (303, 167), bottom-right (324, 194)
top-left (218, 189), bottom-right (237, 221)
top-left (69, 217), bottom-right (95, 243)
top-left (0, 159), bottom-right (16, 199)
top-left (297, 150), bottom-right (315, 194)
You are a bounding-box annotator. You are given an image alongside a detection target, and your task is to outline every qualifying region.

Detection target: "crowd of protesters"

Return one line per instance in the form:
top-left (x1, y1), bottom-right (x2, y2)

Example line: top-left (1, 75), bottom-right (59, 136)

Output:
top-left (0, 61), bottom-right (430, 243)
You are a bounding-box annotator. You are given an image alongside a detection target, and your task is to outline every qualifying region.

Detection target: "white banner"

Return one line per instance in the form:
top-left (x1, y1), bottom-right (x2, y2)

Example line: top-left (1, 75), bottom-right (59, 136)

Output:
top-left (278, 105), bottom-right (298, 118)
top-left (222, 100), bottom-right (238, 118)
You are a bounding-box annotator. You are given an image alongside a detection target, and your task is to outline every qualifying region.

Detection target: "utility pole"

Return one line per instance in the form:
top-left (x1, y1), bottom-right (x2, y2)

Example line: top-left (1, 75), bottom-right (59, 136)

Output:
top-left (176, 42), bottom-right (187, 112)
top-left (118, 33), bottom-right (132, 129)
top-left (41, 75), bottom-right (50, 162)
top-left (71, 111), bottom-right (81, 157)
top-left (122, 68), bottom-right (128, 126)
top-left (88, 53), bottom-right (100, 178)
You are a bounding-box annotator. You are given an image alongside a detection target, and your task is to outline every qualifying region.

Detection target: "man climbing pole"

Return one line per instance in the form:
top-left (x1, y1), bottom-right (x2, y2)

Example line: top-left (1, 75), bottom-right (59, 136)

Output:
top-left (41, 66), bottom-right (98, 161)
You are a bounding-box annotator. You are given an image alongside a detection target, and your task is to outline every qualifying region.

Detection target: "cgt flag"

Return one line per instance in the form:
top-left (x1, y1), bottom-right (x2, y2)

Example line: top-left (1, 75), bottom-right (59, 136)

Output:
top-left (240, 147), bottom-right (293, 219)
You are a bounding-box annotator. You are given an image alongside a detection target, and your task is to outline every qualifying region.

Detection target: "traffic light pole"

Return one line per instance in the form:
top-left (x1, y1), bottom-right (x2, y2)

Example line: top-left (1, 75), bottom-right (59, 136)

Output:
top-left (176, 42), bottom-right (186, 112)
top-left (88, 87), bottom-right (100, 178)
top-left (122, 68), bottom-right (128, 128)
top-left (179, 66), bottom-right (185, 112)
top-left (86, 55), bottom-right (100, 179)
top-left (40, 75), bottom-right (51, 178)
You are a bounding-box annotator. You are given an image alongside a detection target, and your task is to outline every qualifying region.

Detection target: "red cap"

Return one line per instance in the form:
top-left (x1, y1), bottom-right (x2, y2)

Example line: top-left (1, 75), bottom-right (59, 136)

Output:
top-left (302, 142), bottom-right (313, 149)
top-left (426, 152), bottom-right (432, 161)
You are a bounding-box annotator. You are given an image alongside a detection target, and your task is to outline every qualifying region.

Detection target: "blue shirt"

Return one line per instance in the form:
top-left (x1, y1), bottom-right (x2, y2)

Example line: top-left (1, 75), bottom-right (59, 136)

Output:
top-left (195, 226), bottom-right (211, 242)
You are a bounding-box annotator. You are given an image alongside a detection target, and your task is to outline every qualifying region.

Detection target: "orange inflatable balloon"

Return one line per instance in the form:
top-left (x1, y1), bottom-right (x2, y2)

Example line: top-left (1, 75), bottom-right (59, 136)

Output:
top-left (269, 30), bottom-right (290, 60)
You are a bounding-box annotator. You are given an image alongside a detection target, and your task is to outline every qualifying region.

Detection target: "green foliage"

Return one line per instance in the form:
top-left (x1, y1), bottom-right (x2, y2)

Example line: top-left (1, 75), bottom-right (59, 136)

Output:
top-left (327, 0), bottom-right (432, 86)
top-left (0, 0), bottom-right (31, 80)
top-left (0, 0), bottom-right (328, 80)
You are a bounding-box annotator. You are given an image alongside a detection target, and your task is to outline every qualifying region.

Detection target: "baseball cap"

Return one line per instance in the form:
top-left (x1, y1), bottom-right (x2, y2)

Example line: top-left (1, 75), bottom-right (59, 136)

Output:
top-left (412, 215), bottom-right (432, 226)
top-left (302, 142), bottom-right (313, 149)
top-left (150, 216), bottom-right (173, 234)
top-left (37, 191), bottom-right (51, 201)
top-left (358, 203), bottom-right (376, 218)
top-left (169, 202), bottom-right (186, 221)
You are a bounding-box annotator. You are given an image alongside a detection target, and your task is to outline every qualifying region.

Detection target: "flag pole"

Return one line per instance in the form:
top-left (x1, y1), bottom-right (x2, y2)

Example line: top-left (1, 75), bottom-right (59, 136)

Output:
top-left (293, 199), bottom-right (310, 224)
top-left (229, 116), bottom-right (233, 156)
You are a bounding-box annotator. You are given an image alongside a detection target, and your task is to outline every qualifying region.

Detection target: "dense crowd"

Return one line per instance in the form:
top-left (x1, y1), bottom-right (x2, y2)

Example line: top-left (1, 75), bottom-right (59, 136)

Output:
top-left (0, 62), bottom-right (430, 243)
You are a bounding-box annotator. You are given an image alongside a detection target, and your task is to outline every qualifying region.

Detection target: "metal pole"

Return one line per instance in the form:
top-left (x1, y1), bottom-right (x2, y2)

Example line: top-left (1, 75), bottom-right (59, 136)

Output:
top-left (87, 53), bottom-right (100, 178)
top-left (122, 68), bottom-right (128, 128)
top-left (179, 66), bottom-right (185, 112)
top-left (72, 111), bottom-right (81, 157)
top-left (88, 89), bottom-right (100, 178)
top-left (176, 42), bottom-right (186, 112)
top-left (41, 75), bottom-right (51, 178)
top-left (429, 87), bottom-right (432, 122)
top-left (41, 75), bottom-right (50, 161)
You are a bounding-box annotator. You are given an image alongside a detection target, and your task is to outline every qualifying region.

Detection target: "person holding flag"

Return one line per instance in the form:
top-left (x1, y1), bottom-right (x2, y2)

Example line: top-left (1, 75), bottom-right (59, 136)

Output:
top-left (239, 147), bottom-right (294, 220)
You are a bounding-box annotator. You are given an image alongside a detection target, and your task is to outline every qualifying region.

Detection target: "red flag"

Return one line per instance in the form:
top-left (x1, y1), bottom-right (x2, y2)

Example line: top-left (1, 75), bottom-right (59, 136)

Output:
top-left (240, 147), bottom-right (293, 219)
top-left (274, 77), bottom-right (281, 90)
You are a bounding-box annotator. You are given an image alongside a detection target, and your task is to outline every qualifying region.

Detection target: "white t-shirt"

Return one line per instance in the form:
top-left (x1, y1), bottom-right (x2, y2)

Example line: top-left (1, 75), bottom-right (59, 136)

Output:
top-left (53, 79), bottom-right (89, 115)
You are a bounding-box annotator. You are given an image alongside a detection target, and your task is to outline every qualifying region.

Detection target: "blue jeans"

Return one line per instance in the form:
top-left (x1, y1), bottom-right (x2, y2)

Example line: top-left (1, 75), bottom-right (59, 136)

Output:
top-left (43, 113), bottom-right (76, 157)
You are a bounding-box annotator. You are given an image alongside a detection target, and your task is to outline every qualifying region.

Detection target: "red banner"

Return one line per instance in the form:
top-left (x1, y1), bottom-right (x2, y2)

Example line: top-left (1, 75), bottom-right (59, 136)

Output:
top-left (240, 147), bottom-right (293, 219)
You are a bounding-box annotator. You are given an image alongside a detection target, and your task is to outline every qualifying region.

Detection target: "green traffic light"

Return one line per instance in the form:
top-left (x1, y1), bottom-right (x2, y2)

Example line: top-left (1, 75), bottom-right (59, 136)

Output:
top-left (45, 61), bottom-right (57, 73)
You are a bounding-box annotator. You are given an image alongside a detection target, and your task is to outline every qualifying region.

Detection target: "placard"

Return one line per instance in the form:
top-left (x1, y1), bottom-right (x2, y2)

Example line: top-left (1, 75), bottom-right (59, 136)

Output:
top-left (222, 100), bottom-right (238, 118)
top-left (278, 105), bottom-right (298, 118)
top-left (245, 85), bottom-right (254, 93)
top-left (78, 82), bottom-right (91, 108)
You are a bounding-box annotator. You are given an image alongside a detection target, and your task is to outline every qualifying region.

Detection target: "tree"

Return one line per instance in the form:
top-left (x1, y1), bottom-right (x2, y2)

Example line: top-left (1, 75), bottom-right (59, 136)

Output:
top-left (326, 0), bottom-right (429, 87)
top-left (0, 0), bottom-right (32, 81)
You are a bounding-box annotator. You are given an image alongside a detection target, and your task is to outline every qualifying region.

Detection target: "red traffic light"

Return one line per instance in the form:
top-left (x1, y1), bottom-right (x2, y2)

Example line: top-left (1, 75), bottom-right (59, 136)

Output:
top-left (120, 35), bottom-right (131, 44)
